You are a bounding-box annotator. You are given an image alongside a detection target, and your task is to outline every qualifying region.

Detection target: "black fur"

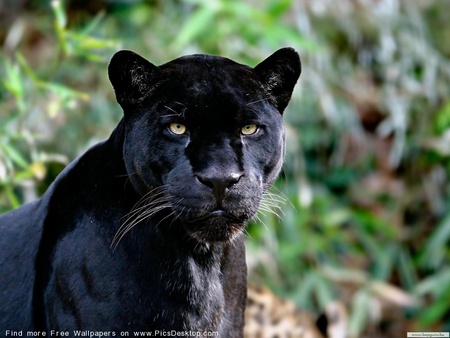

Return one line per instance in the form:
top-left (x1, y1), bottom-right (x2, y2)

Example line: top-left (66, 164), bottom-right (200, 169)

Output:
top-left (0, 48), bottom-right (300, 336)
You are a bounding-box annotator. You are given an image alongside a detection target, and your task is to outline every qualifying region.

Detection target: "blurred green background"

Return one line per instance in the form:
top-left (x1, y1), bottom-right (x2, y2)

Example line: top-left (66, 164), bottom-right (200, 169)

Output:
top-left (1, 0), bottom-right (449, 336)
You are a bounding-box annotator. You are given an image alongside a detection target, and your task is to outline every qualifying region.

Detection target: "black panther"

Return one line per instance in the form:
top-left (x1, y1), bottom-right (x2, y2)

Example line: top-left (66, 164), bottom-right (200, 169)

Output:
top-left (0, 48), bottom-right (300, 337)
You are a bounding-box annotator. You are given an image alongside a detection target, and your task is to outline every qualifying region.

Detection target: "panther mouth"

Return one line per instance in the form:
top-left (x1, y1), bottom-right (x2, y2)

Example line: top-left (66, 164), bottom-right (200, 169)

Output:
top-left (184, 209), bottom-right (247, 243)
top-left (187, 209), bottom-right (241, 223)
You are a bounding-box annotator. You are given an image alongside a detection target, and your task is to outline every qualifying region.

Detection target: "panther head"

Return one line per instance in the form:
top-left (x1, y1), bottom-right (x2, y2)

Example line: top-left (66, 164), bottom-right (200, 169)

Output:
top-left (108, 48), bottom-right (301, 243)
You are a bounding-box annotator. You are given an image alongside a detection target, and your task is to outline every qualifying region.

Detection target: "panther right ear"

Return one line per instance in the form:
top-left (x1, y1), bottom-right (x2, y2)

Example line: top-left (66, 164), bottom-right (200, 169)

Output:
top-left (254, 48), bottom-right (301, 114)
top-left (108, 50), bottom-right (159, 111)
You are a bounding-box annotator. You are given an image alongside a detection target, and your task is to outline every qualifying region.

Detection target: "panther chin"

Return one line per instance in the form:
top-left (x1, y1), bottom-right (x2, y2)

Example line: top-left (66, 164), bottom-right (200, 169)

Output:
top-left (184, 210), bottom-right (247, 243)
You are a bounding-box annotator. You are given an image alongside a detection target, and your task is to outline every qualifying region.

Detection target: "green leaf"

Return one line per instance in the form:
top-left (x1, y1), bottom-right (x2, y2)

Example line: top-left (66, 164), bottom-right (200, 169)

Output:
top-left (419, 214), bottom-right (450, 269)
top-left (80, 11), bottom-right (106, 36)
top-left (267, 0), bottom-right (292, 18)
top-left (397, 247), bottom-right (419, 291)
top-left (225, 1), bottom-right (263, 20)
top-left (415, 268), bottom-right (450, 297)
top-left (348, 289), bottom-right (371, 337)
top-left (175, 6), bottom-right (218, 47)
top-left (314, 275), bottom-right (335, 308)
top-left (52, 0), bottom-right (67, 29)
top-left (372, 243), bottom-right (396, 280)
top-left (3, 59), bottom-right (25, 102)
top-left (38, 82), bottom-right (89, 102)
top-left (1, 143), bottom-right (28, 169)
top-left (293, 273), bottom-right (319, 310)
top-left (67, 32), bottom-right (119, 53)
top-left (15, 52), bottom-right (39, 83)
top-left (419, 287), bottom-right (450, 328)
top-left (435, 100), bottom-right (450, 134)
top-left (51, 0), bottom-right (68, 55)
top-left (4, 184), bottom-right (21, 209)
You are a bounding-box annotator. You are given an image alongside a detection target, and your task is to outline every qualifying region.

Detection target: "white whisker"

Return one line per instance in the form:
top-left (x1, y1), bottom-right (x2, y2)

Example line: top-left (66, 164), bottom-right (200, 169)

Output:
top-left (246, 97), bottom-right (269, 106)
top-left (111, 186), bottom-right (173, 250)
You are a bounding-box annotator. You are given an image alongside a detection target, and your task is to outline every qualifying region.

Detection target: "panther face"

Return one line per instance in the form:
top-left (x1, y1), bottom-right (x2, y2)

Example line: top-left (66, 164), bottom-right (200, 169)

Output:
top-left (108, 49), bottom-right (301, 243)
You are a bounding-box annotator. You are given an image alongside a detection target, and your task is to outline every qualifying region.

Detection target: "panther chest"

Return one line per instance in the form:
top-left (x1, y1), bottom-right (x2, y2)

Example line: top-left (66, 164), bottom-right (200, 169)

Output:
top-left (43, 221), bottom-right (225, 331)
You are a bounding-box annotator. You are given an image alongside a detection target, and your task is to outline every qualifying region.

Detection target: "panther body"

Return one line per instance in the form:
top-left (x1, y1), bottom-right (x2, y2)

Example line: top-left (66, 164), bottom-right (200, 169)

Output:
top-left (0, 48), bottom-right (300, 336)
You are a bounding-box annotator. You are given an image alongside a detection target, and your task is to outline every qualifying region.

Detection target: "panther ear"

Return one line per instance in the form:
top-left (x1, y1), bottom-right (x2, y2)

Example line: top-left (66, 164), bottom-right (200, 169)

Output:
top-left (108, 50), bottom-right (158, 111)
top-left (254, 48), bottom-right (301, 114)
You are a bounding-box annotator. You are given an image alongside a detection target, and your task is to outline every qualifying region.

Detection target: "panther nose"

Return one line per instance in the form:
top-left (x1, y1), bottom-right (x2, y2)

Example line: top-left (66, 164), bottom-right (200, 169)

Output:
top-left (195, 172), bottom-right (243, 202)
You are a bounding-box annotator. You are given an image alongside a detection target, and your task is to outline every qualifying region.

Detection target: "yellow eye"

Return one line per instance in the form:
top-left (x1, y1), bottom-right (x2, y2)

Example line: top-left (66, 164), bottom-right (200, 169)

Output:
top-left (169, 123), bottom-right (187, 135)
top-left (241, 124), bottom-right (258, 135)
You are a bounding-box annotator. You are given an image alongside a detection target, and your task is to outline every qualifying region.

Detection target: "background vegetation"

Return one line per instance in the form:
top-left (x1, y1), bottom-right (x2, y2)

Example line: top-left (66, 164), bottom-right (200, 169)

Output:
top-left (1, 0), bottom-right (449, 336)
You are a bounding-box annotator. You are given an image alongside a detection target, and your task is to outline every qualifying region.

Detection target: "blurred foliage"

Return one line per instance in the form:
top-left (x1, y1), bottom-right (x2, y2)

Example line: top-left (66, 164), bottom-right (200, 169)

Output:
top-left (1, 0), bottom-right (450, 336)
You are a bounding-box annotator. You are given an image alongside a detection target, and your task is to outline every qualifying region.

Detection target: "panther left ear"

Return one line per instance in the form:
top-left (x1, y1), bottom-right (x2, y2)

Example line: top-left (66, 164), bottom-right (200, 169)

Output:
top-left (108, 50), bottom-right (159, 112)
top-left (254, 48), bottom-right (301, 114)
